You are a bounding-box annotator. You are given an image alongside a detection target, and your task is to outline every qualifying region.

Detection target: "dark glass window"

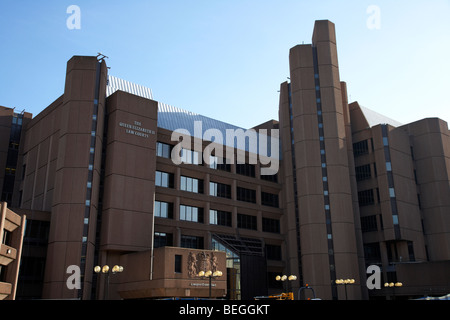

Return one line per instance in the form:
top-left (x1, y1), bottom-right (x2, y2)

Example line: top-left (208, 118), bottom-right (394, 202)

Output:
top-left (361, 215), bottom-right (378, 232)
top-left (262, 218), bottom-right (280, 233)
top-left (260, 172), bottom-right (278, 183)
top-left (209, 155), bottom-right (231, 172)
top-left (209, 182), bottom-right (231, 199)
top-left (236, 163), bottom-right (255, 177)
top-left (353, 140), bottom-right (369, 157)
top-left (364, 243), bottom-right (381, 263)
top-left (261, 192), bottom-right (279, 208)
top-left (355, 164), bottom-right (372, 181)
top-left (24, 220), bottom-right (50, 246)
top-left (265, 245), bottom-right (282, 261)
top-left (407, 241), bottom-right (416, 261)
top-left (237, 187), bottom-right (256, 203)
top-left (175, 255), bottom-right (182, 273)
top-left (210, 210), bottom-right (232, 227)
top-left (154, 232), bottom-right (173, 248)
top-left (181, 235), bottom-right (203, 249)
top-left (358, 189), bottom-right (375, 206)
top-left (237, 213), bottom-right (257, 230)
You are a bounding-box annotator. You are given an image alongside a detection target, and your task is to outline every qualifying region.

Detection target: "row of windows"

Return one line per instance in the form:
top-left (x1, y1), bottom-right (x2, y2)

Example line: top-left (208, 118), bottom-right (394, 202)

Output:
top-left (261, 191), bottom-right (279, 208)
top-left (156, 171), bottom-right (279, 207)
top-left (154, 201), bottom-right (280, 233)
top-left (156, 142), bottom-right (276, 180)
top-left (236, 186), bottom-right (256, 203)
top-left (154, 232), bottom-right (282, 261)
top-left (209, 182), bottom-right (231, 199)
top-left (155, 171), bottom-right (174, 188)
top-left (180, 204), bottom-right (203, 223)
top-left (358, 189), bottom-right (375, 206)
top-left (361, 215), bottom-right (378, 232)
top-left (180, 176), bottom-right (204, 193)
top-left (353, 140), bottom-right (369, 157)
top-left (355, 164), bottom-right (372, 181)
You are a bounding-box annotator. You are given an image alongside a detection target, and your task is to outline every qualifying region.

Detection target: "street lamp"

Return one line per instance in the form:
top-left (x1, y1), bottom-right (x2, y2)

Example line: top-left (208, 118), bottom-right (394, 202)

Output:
top-left (384, 282), bottom-right (403, 300)
top-left (335, 279), bottom-right (355, 300)
top-left (276, 274), bottom-right (297, 299)
top-left (197, 270), bottom-right (223, 299)
top-left (94, 264), bottom-right (124, 299)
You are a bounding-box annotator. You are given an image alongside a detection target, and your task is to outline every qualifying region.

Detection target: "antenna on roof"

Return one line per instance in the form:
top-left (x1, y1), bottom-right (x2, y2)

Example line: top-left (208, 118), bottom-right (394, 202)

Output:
top-left (96, 52), bottom-right (109, 62)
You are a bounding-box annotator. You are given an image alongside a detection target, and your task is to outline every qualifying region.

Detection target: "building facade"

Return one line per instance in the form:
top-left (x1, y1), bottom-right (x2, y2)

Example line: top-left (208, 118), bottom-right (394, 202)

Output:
top-left (0, 202), bottom-right (26, 300)
top-left (277, 20), bottom-right (450, 299)
top-left (1, 20), bottom-right (449, 300)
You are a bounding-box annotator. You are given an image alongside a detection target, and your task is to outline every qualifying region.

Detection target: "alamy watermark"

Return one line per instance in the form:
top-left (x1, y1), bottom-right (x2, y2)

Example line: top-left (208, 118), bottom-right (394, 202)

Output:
top-left (366, 265), bottom-right (382, 289)
top-left (66, 5), bottom-right (81, 30)
top-left (170, 121), bottom-right (280, 176)
top-left (66, 265), bottom-right (81, 290)
top-left (366, 5), bottom-right (381, 30)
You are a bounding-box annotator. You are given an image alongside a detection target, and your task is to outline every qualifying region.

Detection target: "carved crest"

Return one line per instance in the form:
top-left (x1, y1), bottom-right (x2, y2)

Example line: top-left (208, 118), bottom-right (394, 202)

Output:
top-left (187, 251), bottom-right (218, 278)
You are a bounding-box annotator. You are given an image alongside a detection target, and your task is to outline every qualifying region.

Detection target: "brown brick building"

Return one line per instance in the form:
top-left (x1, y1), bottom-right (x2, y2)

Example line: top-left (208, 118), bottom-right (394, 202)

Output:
top-left (1, 20), bottom-right (449, 300)
top-left (0, 203), bottom-right (26, 300)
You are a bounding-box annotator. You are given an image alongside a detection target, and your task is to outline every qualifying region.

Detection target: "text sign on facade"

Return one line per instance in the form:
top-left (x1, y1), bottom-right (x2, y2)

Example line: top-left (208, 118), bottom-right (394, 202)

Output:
top-left (119, 120), bottom-right (155, 139)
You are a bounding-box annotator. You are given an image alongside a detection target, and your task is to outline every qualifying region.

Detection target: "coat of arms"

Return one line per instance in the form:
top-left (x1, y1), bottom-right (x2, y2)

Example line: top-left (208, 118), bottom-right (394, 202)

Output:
top-left (187, 251), bottom-right (218, 278)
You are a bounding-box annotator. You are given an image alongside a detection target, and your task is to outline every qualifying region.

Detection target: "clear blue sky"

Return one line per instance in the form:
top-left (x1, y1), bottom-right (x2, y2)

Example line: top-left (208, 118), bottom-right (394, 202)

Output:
top-left (1, 0), bottom-right (449, 129)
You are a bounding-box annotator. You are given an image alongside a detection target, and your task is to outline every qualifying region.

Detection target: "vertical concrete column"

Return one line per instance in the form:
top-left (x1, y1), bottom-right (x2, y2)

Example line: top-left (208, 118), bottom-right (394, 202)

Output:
top-left (43, 56), bottom-right (107, 299)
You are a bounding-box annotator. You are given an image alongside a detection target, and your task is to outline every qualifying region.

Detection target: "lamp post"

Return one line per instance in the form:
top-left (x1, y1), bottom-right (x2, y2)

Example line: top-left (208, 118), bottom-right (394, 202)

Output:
top-left (335, 279), bottom-right (355, 300)
top-left (94, 264), bottom-right (124, 300)
top-left (384, 282), bottom-right (403, 300)
top-left (197, 270), bottom-right (223, 299)
top-left (276, 274), bottom-right (297, 299)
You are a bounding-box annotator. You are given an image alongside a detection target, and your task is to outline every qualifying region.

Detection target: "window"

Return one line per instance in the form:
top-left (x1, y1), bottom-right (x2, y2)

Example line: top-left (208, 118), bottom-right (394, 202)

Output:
top-left (237, 213), bottom-right (257, 230)
top-left (364, 243), bottom-right (381, 263)
top-left (154, 201), bottom-right (173, 219)
top-left (180, 205), bottom-right (204, 223)
top-left (181, 235), bottom-right (203, 249)
top-left (262, 218), bottom-right (280, 233)
top-left (155, 171), bottom-right (174, 188)
top-left (358, 189), bottom-right (375, 206)
top-left (261, 192), bottom-right (279, 208)
top-left (407, 241), bottom-right (415, 261)
top-left (392, 214), bottom-right (399, 225)
top-left (157, 142), bottom-right (172, 159)
top-left (154, 232), bottom-right (173, 248)
top-left (209, 182), bottom-right (231, 199)
top-left (210, 210), bottom-right (232, 227)
top-left (260, 172), bottom-right (278, 183)
top-left (386, 162), bottom-right (392, 171)
top-left (237, 187), bottom-right (256, 203)
top-left (175, 255), bottom-right (182, 273)
top-left (355, 164), bottom-right (372, 181)
top-left (209, 155), bottom-right (231, 172)
top-left (180, 176), bottom-right (203, 193)
top-left (361, 215), bottom-right (378, 232)
top-left (266, 245), bottom-right (282, 261)
top-left (181, 148), bottom-right (200, 165)
top-left (236, 163), bottom-right (255, 177)
top-left (2, 230), bottom-right (11, 246)
top-left (353, 140), bottom-right (369, 156)
top-left (24, 219), bottom-right (50, 246)
top-left (389, 188), bottom-right (396, 198)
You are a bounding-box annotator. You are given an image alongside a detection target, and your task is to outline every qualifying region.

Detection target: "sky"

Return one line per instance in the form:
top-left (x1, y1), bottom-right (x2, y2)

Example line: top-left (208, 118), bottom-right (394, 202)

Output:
top-left (0, 0), bottom-right (449, 129)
